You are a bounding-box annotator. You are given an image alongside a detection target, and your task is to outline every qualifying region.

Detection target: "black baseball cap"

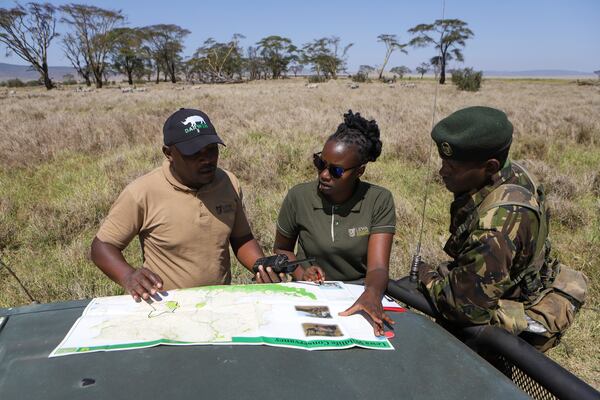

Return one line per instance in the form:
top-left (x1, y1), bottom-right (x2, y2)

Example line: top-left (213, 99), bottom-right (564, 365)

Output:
top-left (163, 108), bottom-right (225, 156)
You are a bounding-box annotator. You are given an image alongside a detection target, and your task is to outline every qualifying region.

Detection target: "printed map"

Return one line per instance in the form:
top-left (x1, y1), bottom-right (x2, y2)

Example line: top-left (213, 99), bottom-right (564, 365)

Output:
top-left (50, 282), bottom-right (401, 357)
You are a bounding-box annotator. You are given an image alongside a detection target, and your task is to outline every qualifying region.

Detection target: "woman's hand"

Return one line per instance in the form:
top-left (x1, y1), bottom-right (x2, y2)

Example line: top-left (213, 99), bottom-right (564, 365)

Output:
top-left (296, 266), bottom-right (326, 283)
top-left (339, 289), bottom-right (394, 336)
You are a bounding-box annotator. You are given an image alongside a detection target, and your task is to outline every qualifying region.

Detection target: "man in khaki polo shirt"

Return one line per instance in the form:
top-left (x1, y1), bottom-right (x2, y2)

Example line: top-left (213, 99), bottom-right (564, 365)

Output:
top-left (91, 108), bottom-right (277, 301)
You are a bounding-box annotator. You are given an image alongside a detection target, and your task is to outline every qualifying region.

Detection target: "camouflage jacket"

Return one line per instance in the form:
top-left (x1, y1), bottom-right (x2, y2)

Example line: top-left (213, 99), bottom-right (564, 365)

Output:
top-left (419, 161), bottom-right (554, 326)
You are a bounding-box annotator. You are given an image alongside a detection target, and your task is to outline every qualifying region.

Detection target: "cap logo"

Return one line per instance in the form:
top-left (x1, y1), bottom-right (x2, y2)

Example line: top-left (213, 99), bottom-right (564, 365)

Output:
top-left (440, 142), bottom-right (453, 157)
top-left (181, 115), bottom-right (209, 134)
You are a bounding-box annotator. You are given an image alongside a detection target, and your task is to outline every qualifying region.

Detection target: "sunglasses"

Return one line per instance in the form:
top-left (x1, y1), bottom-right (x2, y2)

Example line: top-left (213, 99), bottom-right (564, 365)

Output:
top-left (312, 152), bottom-right (363, 179)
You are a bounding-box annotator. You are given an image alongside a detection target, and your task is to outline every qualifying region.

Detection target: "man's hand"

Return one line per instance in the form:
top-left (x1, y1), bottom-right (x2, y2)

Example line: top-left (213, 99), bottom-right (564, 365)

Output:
top-left (339, 289), bottom-right (394, 336)
top-left (255, 265), bottom-right (289, 283)
top-left (417, 261), bottom-right (439, 286)
top-left (122, 268), bottom-right (163, 301)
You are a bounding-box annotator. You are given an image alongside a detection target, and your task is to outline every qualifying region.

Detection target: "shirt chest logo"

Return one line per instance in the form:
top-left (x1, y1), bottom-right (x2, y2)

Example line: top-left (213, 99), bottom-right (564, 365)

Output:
top-left (348, 226), bottom-right (369, 238)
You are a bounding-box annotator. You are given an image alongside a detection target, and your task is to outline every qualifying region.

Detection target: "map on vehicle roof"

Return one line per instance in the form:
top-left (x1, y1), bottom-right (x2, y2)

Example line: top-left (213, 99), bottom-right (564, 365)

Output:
top-left (50, 282), bottom-right (403, 357)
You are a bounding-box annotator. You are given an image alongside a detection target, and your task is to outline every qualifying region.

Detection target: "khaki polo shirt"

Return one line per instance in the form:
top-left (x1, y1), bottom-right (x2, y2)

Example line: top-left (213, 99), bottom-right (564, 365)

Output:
top-left (96, 161), bottom-right (252, 290)
top-left (276, 180), bottom-right (396, 281)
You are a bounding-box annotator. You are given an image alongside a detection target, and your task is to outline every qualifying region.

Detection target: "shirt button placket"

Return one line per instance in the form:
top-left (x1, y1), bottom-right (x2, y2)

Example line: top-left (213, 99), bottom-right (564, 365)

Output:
top-left (196, 193), bottom-right (205, 221)
top-left (331, 205), bottom-right (339, 242)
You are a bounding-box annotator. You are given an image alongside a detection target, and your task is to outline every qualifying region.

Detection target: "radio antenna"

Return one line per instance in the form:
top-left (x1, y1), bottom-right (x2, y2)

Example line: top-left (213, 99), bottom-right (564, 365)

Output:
top-left (409, 0), bottom-right (446, 283)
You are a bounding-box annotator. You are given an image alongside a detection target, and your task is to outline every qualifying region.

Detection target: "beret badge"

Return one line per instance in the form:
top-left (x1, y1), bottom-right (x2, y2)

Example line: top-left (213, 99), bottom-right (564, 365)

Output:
top-left (440, 142), bottom-right (453, 157)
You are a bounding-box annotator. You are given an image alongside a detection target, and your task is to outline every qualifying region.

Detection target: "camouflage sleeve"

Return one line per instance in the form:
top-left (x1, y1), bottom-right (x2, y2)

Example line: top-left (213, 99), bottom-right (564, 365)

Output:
top-left (419, 206), bottom-right (539, 325)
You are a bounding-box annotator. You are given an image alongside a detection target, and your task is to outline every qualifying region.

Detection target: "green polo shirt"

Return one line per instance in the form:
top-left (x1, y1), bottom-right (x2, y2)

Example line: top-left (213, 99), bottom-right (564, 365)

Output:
top-left (276, 180), bottom-right (396, 281)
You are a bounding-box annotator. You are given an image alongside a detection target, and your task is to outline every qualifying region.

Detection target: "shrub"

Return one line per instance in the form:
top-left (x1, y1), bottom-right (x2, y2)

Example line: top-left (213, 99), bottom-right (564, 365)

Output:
top-left (451, 67), bottom-right (482, 91)
top-left (547, 197), bottom-right (587, 230)
top-left (307, 75), bottom-right (327, 83)
top-left (6, 78), bottom-right (25, 88)
top-left (351, 73), bottom-right (369, 83)
top-left (25, 79), bottom-right (42, 87)
top-left (62, 74), bottom-right (77, 85)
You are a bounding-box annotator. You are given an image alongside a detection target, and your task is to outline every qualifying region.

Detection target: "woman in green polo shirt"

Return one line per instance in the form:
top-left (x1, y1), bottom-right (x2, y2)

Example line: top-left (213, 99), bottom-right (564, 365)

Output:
top-left (273, 110), bottom-right (396, 335)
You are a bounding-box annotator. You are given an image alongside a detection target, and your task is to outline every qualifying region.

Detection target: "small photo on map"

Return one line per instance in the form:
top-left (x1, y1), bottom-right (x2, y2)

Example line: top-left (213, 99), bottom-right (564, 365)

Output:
top-left (295, 305), bottom-right (332, 319)
top-left (320, 282), bottom-right (343, 290)
top-left (302, 323), bottom-right (343, 337)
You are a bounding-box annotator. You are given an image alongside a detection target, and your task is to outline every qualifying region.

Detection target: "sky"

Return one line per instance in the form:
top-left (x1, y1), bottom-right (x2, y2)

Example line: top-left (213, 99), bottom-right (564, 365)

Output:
top-left (1, 0), bottom-right (599, 72)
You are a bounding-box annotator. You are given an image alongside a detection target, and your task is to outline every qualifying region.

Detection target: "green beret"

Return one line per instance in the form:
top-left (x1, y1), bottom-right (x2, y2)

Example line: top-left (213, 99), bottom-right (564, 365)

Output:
top-left (431, 106), bottom-right (513, 161)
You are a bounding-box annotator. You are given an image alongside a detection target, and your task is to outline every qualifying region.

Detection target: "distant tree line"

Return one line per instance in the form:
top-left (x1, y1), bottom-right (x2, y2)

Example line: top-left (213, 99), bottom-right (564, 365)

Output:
top-left (0, 2), bottom-right (474, 90)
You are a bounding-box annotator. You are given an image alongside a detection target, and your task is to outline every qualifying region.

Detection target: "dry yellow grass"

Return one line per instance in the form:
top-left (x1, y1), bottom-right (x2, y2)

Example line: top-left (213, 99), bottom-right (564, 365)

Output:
top-left (0, 78), bottom-right (598, 387)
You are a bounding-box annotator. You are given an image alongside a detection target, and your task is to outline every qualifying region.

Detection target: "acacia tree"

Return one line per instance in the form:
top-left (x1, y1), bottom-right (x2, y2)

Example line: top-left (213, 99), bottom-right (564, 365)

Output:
top-left (408, 19), bottom-right (473, 84)
top-left (60, 4), bottom-right (124, 88)
top-left (376, 34), bottom-right (408, 80)
top-left (62, 32), bottom-right (91, 85)
top-left (302, 36), bottom-right (353, 79)
top-left (358, 65), bottom-right (375, 77)
top-left (215, 34), bottom-right (245, 79)
top-left (109, 27), bottom-right (146, 85)
top-left (191, 34), bottom-right (244, 82)
top-left (244, 45), bottom-right (263, 80)
top-left (430, 55), bottom-right (442, 80)
top-left (256, 35), bottom-right (296, 79)
top-left (0, 3), bottom-right (58, 90)
top-left (327, 36), bottom-right (353, 77)
top-left (142, 24), bottom-right (189, 83)
top-left (288, 62), bottom-right (304, 77)
top-left (416, 62), bottom-right (429, 78)
top-left (139, 53), bottom-right (154, 82)
top-left (390, 66), bottom-right (411, 79)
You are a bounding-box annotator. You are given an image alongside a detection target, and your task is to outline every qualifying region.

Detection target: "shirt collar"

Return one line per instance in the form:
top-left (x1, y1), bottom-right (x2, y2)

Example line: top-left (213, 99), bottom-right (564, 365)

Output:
top-left (161, 160), bottom-right (223, 193)
top-left (449, 159), bottom-right (515, 228)
top-left (468, 159), bottom-right (514, 208)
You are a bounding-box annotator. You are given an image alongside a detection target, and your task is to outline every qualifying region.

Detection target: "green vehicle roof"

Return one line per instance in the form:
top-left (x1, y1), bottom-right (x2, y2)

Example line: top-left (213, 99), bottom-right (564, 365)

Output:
top-left (0, 299), bottom-right (529, 399)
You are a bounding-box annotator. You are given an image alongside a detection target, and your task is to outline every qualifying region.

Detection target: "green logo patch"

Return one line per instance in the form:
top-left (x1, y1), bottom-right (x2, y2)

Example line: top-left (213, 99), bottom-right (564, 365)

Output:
top-left (348, 226), bottom-right (369, 237)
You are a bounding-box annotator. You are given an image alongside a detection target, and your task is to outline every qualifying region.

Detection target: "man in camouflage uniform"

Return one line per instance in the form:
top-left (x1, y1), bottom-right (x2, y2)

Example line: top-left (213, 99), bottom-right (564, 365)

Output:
top-left (418, 106), bottom-right (587, 351)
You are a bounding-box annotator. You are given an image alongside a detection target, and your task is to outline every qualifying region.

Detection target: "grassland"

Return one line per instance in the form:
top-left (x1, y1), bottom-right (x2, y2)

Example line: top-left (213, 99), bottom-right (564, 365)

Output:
top-left (0, 78), bottom-right (598, 386)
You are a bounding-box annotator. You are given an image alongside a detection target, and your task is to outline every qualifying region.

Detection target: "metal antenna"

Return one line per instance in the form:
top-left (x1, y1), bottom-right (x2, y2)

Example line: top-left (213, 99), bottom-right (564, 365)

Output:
top-left (409, 0), bottom-right (446, 283)
top-left (0, 255), bottom-right (38, 303)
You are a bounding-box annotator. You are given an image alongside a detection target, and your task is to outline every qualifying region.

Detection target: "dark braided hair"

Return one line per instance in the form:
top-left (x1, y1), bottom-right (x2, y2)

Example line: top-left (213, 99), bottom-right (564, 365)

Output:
top-left (328, 110), bottom-right (382, 163)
